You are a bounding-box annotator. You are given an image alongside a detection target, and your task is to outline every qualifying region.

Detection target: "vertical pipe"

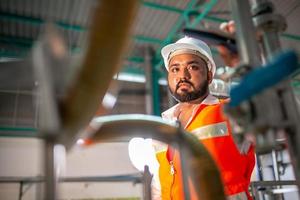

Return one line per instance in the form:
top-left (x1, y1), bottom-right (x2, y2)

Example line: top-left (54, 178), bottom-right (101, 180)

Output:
top-left (271, 149), bottom-right (285, 199)
top-left (262, 31), bottom-right (281, 59)
top-left (44, 139), bottom-right (56, 200)
top-left (271, 150), bottom-right (280, 181)
top-left (152, 60), bottom-right (161, 116)
top-left (250, 0), bottom-right (284, 60)
top-left (143, 166), bottom-right (153, 200)
top-left (144, 46), bottom-right (161, 116)
top-left (18, 181), bottom-right (23, 200)
top-left (145, 46), bottom-right (154, 115)
top-left (35, 177), bottom-right (43, 200)
top-left (230, 0), bottom-right (261, 67)
top-left (282, 89), bottom-right (300, 196)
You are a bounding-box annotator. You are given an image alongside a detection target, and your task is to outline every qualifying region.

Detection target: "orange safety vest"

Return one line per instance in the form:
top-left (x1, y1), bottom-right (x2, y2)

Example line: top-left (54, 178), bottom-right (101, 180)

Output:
top-left (156, 100), bottom-right (255, 200)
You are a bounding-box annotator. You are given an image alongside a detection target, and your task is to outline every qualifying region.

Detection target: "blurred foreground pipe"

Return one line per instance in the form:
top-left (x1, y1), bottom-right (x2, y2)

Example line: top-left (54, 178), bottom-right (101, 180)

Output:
top-left (59, 0), bottom-right (139, 148)
top-left (87, 114), bottom-right (226, 200)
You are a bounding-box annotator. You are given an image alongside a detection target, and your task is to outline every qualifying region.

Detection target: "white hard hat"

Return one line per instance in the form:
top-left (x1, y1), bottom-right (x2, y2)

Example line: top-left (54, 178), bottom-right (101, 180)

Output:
top-left (161, 36), bottom-right (216, 76)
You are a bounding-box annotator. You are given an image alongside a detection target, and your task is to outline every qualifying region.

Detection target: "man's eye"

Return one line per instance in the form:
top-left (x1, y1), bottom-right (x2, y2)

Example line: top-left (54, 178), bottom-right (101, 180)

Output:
top-left (188, 65), bottom-right (199, 70)
top-left (171, 67), bottom-right (179, 73)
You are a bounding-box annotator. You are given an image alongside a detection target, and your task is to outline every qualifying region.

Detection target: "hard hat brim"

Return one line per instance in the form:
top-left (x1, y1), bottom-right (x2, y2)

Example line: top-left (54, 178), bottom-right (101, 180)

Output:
top-left (161, 42), bottom-right (216, 76)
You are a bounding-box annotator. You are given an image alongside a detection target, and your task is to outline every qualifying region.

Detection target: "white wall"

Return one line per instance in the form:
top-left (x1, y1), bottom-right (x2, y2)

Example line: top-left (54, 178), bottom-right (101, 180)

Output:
top-left (0, 138), bottom-right (143, 200)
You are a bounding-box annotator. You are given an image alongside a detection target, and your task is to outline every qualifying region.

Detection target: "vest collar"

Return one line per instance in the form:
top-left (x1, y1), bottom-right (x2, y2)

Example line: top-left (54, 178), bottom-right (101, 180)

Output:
top-left (161, 94), bottom-right (219, 122)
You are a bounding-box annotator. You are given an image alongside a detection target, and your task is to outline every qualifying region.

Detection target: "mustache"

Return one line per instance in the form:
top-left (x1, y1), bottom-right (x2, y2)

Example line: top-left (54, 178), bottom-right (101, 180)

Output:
top-left (176, 80), bottom-right (194, 90)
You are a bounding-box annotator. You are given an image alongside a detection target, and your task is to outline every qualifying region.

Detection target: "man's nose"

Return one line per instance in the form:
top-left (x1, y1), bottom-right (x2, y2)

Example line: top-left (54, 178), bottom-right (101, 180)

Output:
top-left (177, 67), bottom-right (191, 80)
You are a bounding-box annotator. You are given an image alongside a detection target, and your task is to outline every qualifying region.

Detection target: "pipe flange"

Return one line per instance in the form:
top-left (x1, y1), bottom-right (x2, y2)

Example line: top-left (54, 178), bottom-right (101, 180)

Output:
top-left (253, 13), bottom-right (287, 32)
top-left (251, 1), bottom-right (274, 16)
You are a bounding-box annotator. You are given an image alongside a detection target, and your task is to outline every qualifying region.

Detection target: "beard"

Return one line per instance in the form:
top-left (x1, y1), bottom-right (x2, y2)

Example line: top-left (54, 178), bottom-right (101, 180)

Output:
top-left (169, 79), bottom-right (209, 102)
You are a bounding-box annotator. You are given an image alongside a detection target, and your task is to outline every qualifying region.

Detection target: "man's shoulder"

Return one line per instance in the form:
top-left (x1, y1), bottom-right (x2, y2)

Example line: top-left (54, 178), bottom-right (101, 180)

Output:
top-left (161, 104), bottom-right (179, 122)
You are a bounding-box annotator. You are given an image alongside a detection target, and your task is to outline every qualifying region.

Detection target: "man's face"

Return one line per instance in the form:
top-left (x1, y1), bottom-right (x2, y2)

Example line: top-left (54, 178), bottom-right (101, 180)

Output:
top-left (167, 53), bottom-right (212, 102)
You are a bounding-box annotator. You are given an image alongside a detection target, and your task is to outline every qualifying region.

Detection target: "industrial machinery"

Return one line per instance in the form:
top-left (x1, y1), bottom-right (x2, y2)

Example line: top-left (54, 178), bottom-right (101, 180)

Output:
top-left (226, 0), bottom-right (300, 199)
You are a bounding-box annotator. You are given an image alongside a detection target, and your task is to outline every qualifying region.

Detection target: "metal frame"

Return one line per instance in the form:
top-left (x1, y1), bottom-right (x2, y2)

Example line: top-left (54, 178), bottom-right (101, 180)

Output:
top-left (228, 1), bottom-right (300, 200)
top-left (0, 174), bottom-right (143, 200)
top-left (251, 180), bottom-right (298, 199)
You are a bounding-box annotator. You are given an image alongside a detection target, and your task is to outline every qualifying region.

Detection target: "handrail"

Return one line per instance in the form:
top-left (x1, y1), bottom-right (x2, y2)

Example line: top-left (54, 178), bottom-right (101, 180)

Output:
top-left (0, 174), bottom-right (142, 183)
top-left (84, 114), bottom-right (226, 200)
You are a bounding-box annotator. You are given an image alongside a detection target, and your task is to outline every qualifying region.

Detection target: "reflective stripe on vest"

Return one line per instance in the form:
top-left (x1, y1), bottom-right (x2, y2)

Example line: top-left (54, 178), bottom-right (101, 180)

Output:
top-left (227, 191), bottom-right (248, 200)
top-left (191, 121), bottom-right (229, 140)
top-left (157, 101), bottom-right (255, 199)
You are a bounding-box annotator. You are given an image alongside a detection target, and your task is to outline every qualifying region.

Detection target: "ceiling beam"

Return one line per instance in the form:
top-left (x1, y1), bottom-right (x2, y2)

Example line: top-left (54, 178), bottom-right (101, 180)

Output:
top-left (0, 50), bottom-right (25, 58)
top-left (0, 12), bottom-right (163, 46)
top-left (0, 34), bottom-right (147, 66)
top-left (152, 0), bottom-right (199, 61)
top-left (141, 1), bottom-right (300, 42)
top-left (0, 34), bottom-right (82, 54)
top-left (189, 0), bottom-right (218, 28)
top-left (0, 12), bottom-right (86, 31)
top-left (127, 56), bottom-right (144, 63)
top-left (0, 34), bottom-right (33, 48)
top-left (0, 126), bottom-right (36, 132)
top-left (1, 8), bottom-right (299, 46)
top-left (153, 0), bottom-right (218, 70)
top-left (281, 33), bottom-right (300, 41)
top-left (141, 1), bottom-right (183, 13)
top-left (133, 35), bottom-right (163, 44)
top-left (0, 126), bottom-right (37, 138)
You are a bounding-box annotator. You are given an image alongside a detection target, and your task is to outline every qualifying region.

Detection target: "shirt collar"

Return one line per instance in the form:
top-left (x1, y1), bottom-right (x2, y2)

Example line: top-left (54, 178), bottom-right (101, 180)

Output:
top-left (161, 94), bottom-right (219, 122)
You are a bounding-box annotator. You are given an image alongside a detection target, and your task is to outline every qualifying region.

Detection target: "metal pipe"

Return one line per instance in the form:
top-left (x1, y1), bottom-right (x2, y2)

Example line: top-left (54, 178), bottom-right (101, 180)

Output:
top-left (0, 174), bottom-right (142, 183)
top-left (44, 139), bottom-right (56, 200)
top-left (261, 31), bottom-right (282, 59)
top-left (250, 0), bottom-right (269, 5)
top-left (251, 180), bottom-right (297, 187)
top-left (271, 150), bottom-right (280, 181)
top-left (144, 46), bottom-right (154, 115)
top-left (143, 166), bottom-right (152, 200)
top-left (230, 0), bottom-right (261, 67)
top-left (251, 0), bottom-right (286, 60)
top-left (59, 0), bottom-right (139, 148)
top-left (271, 150), bottom-right (285, 200)
top-left (87, 114), bottom-right (226, 200)
top-left (18, 181), bottom-right (23, 200)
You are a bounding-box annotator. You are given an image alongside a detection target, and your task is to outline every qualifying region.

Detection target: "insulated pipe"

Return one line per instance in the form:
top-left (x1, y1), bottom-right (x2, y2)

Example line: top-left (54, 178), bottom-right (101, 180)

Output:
top-left (59, 0), bottom-right (139, 148)
top-left (87, 114), bottom-right (226, 200)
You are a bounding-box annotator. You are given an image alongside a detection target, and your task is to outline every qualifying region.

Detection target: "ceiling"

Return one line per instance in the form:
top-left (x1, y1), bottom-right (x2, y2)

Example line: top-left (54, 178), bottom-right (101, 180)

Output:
top-left (0, 0), bottom-right (300, 136)
top-left (1, 0), bottom-right (300, 73)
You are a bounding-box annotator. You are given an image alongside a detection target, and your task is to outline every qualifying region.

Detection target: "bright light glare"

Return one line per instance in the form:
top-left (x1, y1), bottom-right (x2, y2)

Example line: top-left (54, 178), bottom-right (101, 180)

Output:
top-left (102, 93), bottom-right (117, 109)
top-left (114, 72), bottom-right (167, 85)
top-left (76, 139), bottom-right (85, 145)
top-left (54, 144), bottom-right (66, 177)
top-left (128, 138), bottom-right (159, 174)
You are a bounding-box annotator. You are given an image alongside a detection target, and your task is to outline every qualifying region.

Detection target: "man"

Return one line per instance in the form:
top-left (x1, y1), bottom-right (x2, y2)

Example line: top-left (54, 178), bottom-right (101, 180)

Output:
top-left (152, 37), bottom-right (255, 200)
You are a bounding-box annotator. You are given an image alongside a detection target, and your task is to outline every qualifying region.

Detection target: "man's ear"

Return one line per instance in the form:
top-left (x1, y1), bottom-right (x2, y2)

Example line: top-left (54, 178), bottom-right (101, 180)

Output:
top-left (208, 70), bottom-right (213, 84)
